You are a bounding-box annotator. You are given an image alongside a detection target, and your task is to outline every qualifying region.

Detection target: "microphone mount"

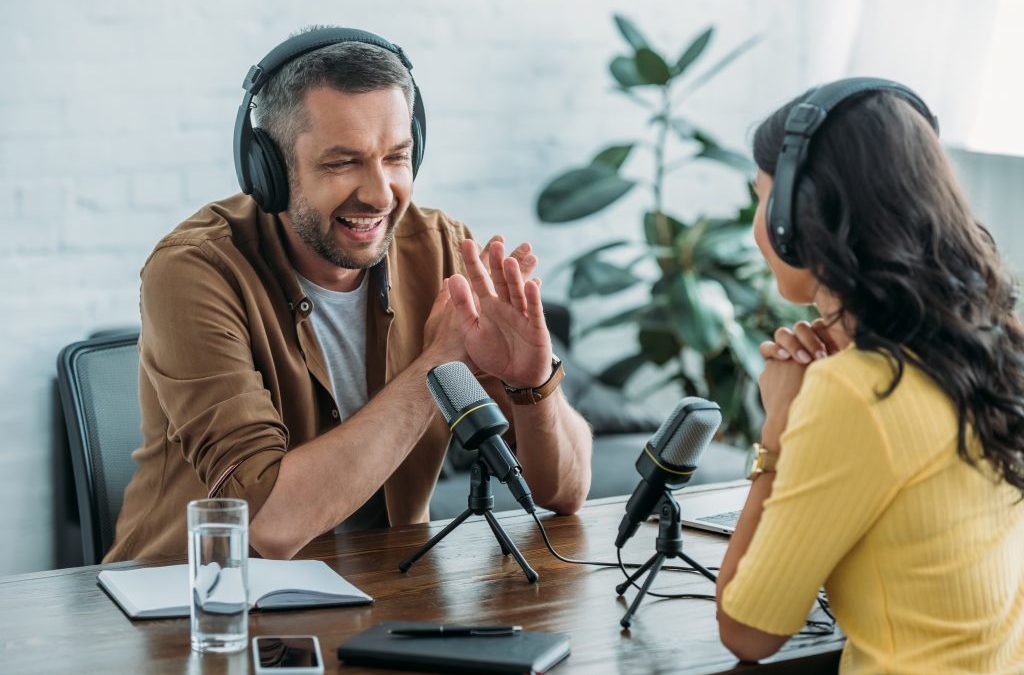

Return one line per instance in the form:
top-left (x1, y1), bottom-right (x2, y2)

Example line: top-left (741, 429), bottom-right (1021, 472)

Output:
top-left (398, 454), bottom-right (539, 583)
top-left (615, 490), bottom-right (717, 628)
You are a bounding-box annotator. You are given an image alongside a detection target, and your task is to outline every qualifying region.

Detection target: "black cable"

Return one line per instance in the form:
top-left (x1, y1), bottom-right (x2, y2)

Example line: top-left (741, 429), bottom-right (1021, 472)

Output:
top-left (529, 512), bottom-right (718, 575)
top-left (614, 547), bottom-right (716, 601)
top-left (530, 512), bottom-right (836, 635)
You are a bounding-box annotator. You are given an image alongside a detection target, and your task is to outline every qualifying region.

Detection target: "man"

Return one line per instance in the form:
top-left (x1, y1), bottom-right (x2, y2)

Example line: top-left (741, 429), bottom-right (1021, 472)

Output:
top-left (104, 28), bottom-right (592, 562)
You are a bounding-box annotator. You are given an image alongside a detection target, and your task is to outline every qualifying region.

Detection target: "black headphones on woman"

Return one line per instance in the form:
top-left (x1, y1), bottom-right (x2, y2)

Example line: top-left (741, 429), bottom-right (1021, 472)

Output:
top-left (233, 27), bottom-right (427, 215)
top-left (766, 76), bottom-right (939, 268)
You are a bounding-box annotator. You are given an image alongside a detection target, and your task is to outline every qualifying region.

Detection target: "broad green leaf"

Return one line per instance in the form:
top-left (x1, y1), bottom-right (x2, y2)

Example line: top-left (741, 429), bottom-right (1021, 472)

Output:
top-left (727, 323), bottom-right (765, 380)
top-left (536, 165), bottom-right (636, 223)
top-left (639, 328), bottom-right (680, 365)
top-left (644, 211), bottom-right (687, 247)
top-left (610, 55), bottom-right (644, 88)
top-left (580, 300), bottom-right (674, 338)
top-left (705, 350), bottom-right (742, 421)
top-left (635, 47), bottom-right (672, 85)
top-left (569, 258), bottom-right (641, 298)
top-left (613, 14), bottom-right (649, 50)
top-left (674, 27), bottom-right (714, 76)
top-left (693, 223), bottom-right (758, 268)
top-left (591, 143), bottom-right (634, 171)
top-left (668, 273), bottom-right (728, 353)
top-left (706, 269), bottom-right (762, 312)
top-left (598, 352), bottom-right (650, 387)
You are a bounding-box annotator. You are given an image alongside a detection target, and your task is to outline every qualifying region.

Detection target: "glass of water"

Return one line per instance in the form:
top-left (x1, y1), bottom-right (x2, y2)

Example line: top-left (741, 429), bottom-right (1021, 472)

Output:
top-left (187, 498), bottom-right (249, 653)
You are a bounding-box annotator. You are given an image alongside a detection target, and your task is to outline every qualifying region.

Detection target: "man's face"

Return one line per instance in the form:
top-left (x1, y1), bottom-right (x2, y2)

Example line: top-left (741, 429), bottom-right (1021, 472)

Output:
top-left (285, 86), bottom-right (413, 270)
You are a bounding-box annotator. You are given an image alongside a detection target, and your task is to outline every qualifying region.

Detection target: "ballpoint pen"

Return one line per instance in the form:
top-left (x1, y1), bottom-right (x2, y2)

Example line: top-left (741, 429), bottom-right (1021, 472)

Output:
top-left (388, 625), bottom-right (523, 637)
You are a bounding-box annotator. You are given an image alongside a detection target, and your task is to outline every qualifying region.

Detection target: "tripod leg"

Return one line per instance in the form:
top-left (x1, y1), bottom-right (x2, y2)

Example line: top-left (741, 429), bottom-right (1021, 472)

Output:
top-left (615, 553), bottom-right (658, 596)
top-left (677, 550), bottom-right (718, 583)
top-left (620, 553), bottom-right (666, 629)
top-left (484, 512), bottom-right (512, 556)
top-left (483, 511), bottom-right (539, 584)
top-left (399, 508), bottom-right (473, 572)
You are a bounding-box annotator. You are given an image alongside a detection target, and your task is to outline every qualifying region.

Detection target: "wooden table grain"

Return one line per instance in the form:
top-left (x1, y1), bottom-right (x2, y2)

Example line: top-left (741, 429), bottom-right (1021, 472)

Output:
top-left (0, 481), bottom-right (842, 674)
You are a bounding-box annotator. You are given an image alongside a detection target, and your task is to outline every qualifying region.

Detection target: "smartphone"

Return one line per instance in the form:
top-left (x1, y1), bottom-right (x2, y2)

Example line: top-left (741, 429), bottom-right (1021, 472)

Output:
top-left (252, 635), bottom-right (324, 675)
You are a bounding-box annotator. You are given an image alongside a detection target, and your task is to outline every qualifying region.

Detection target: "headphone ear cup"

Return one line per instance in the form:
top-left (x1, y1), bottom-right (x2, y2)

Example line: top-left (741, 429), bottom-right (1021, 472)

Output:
top-left (250, 128), bottom-right (290, 214)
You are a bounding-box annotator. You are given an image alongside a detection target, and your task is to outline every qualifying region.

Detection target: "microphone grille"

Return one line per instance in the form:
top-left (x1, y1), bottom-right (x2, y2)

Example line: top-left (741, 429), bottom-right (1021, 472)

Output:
top-left (426, 361), bottom-right (488, 423)
top-left (652, 397), bottom-right (722, 468)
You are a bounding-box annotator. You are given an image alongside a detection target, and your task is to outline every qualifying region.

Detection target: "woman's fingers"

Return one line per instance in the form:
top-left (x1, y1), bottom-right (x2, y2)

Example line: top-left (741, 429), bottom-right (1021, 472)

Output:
top-left (760, 340), bottom-right (791, 361)
top-left (811, 318), bottom-right (841, 355)
top-left (774, 326), bottom-right (816, 364)
top-left (793, 320), bottom-right (829, 360)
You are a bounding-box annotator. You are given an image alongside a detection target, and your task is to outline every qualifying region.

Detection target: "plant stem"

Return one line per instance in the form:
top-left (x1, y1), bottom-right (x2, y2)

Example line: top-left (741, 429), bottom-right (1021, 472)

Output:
top-left (653, 86), bottom-right (670, 215)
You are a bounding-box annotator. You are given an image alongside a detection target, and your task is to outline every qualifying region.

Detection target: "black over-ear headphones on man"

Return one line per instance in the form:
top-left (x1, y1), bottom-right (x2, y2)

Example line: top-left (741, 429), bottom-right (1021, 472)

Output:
top-left (766, 76), bottom-right (939, 268)
top-left (233, 27), bottom-right (427, 215)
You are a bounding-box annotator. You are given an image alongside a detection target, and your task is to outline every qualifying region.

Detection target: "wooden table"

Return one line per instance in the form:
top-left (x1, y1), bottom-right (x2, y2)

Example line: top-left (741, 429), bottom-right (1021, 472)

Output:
top-left (0, 481), bottom-right (843, 674)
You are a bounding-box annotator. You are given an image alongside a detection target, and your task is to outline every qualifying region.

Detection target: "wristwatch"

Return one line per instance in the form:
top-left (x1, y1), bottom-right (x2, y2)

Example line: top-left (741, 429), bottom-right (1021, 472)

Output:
top-left (503, 357), bottom-right (564, 405)
top-left (746, 442), bottom-right (780, 481)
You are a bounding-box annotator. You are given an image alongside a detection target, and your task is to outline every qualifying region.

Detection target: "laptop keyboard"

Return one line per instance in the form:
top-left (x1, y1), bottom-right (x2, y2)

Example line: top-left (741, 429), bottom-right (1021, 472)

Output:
top-left (697, 510), bottom-right (741, 528)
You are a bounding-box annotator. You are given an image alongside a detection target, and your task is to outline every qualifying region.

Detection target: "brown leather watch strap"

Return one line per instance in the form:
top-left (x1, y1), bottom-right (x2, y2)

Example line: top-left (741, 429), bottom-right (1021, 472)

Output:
top-left (504, 357), bottom-right (564, 405)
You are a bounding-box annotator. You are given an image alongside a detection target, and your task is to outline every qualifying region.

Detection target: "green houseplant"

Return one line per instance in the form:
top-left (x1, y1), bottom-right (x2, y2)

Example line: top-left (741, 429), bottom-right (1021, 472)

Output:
top-left (536, 15), bottom-right (808, 444)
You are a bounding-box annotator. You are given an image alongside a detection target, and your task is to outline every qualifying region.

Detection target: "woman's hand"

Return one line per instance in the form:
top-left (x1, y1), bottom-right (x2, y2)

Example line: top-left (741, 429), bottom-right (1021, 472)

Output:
top-left (759, 319), bottom-right (842, 364)
top-left (757, 318), bottom-right (843, 447)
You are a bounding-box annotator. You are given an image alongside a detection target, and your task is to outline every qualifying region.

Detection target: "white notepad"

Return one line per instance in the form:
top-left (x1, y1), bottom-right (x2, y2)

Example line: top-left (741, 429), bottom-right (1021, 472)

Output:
top-left (98, 558), bottom-right (373, 619)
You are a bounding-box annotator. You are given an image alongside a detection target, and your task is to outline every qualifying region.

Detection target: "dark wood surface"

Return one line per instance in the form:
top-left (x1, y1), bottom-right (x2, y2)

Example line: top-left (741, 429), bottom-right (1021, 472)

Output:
top-left (0, 481), bottom-right (842, 674)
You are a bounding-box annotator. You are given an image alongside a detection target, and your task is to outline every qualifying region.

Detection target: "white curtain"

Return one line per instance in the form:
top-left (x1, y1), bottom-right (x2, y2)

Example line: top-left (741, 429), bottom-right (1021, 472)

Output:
top-left (801, 0), bottom-right (1022, 156)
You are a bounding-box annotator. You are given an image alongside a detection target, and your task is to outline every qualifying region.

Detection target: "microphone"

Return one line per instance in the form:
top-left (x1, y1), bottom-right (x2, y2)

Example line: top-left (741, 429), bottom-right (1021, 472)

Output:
top-left (614, 397), bottom-right (722, 548)
top-left (426, 362), bottom-right (536, 514)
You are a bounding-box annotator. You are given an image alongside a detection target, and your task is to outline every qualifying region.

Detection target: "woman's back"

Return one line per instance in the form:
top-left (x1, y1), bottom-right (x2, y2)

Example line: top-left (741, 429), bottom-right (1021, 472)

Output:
top-left (723, 347), bottom-right (1024, 673)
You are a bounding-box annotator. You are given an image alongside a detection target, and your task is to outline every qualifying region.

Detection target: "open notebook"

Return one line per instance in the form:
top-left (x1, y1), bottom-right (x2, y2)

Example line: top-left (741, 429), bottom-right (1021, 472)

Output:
top-left (98, 558), bottom-right (372, 619)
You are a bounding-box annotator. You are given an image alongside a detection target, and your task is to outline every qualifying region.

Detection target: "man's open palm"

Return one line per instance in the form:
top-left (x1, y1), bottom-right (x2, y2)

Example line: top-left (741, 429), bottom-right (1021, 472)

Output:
top-left (447, 238), bottom-right (553, 389)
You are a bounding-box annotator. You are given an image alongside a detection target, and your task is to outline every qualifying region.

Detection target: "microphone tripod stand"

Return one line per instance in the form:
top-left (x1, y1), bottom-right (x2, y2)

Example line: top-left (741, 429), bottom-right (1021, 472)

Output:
top-left (398, 459), bottom-right (539, 583)
top-left (616, 490), bottom-right (717, 628)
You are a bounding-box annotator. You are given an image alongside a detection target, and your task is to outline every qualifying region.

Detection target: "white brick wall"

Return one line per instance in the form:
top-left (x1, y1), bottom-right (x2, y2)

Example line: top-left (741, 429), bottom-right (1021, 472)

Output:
top-left (5, 0), bottom-right (1016, 574)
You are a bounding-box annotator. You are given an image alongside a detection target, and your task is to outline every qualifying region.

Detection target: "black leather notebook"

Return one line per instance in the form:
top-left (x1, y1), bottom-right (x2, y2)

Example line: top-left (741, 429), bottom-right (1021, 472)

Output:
top-left (337, 621), bottom-right (571, 675)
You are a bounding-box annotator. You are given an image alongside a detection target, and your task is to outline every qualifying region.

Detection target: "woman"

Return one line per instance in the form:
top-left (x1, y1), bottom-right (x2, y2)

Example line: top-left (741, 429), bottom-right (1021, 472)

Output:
top-left (715, 80), bottom-right (1024, 673)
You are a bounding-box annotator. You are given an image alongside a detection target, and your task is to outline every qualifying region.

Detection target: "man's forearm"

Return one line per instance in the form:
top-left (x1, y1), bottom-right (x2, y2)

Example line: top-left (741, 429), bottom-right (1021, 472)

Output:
top-left (511, 389), bottom-right (592, 514)
top-left (250, 355), bottom-right (440, 558)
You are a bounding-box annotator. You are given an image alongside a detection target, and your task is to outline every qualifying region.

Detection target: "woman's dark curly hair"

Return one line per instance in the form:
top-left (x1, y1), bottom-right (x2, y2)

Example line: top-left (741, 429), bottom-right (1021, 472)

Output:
top-left (754, 89), bottom-right (1024, 495)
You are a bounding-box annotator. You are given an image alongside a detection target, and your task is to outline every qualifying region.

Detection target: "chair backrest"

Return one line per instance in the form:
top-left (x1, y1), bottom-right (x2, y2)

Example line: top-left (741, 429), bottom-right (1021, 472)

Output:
top-left (56, 332), bottom-right (141, 565)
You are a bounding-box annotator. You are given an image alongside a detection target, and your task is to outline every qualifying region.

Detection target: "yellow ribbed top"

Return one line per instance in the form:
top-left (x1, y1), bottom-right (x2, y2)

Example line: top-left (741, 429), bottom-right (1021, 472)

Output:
top-left (722, 348), bottom-right (1024, 674)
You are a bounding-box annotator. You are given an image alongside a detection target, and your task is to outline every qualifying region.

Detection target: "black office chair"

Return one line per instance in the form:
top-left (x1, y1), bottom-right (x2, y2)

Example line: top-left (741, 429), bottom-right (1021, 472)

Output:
top-left (56, 332), bottom-right (141, 565)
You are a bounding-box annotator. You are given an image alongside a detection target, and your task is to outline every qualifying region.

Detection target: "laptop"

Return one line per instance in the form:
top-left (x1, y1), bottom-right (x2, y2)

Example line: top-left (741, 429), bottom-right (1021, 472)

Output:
top-left (677, 481), bottom-right (750, 535)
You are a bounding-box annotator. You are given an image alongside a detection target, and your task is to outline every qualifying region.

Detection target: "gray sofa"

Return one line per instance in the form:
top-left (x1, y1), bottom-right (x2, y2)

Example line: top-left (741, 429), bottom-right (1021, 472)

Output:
top-left (428, 303), bottom-right (748, 519)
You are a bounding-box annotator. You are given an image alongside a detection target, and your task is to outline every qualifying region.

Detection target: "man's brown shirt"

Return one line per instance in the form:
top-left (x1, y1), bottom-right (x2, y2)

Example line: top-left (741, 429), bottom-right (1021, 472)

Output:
top-left (105, 194), bottom-right (510, 562)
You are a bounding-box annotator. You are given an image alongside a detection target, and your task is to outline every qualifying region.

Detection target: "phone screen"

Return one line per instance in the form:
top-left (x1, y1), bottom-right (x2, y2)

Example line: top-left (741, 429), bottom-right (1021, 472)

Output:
top-left (255, 637), bottom-right (321, 669)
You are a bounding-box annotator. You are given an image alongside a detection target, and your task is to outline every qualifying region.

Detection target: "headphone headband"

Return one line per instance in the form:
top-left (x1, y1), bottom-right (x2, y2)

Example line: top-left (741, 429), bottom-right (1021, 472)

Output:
top-left (233, 27), bottom-right (427, 214)
top-left (767, 77), bottom-right (939, 267)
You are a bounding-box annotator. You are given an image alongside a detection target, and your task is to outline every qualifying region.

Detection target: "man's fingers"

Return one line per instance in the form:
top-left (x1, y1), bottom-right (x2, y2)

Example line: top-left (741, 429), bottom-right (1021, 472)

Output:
top-left (489, 240), bottom-right (511, 303)
top-left (524, 277), bottom-right (545, 325)
top-left (503, 256), bottom-right (529, 314)
top-left (446, 274), bottom-right (479, 329)
top-left (460, 239), bottom-right (497, 298)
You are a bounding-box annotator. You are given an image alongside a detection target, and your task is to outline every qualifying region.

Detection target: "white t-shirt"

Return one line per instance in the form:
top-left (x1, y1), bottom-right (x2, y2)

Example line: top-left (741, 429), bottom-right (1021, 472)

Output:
top-left (295, 272), bottom-right (369, 421)
top-left (295, 271), bottom-right (385, 532)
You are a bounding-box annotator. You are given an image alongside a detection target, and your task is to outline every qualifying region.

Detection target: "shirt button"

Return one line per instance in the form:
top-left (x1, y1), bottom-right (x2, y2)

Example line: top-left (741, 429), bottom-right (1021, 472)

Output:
top-left (330, 409), bottom-right (340, 419)
top-left (299, 300), bottom-right (311, 312)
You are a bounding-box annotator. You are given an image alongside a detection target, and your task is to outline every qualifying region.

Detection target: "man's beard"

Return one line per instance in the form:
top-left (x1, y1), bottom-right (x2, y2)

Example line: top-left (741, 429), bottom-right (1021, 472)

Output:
top-left (287, 189), bottom-right (397, 270)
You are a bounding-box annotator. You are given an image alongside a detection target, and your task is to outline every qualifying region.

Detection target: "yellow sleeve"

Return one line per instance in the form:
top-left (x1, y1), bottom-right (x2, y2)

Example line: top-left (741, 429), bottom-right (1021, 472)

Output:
top-left (721, 364), bottom-right (900, 635)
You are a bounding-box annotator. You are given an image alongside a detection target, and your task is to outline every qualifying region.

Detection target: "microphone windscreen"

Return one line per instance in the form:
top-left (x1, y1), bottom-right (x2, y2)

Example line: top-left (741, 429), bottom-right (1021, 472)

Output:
top-left (427, 361), bottom-right (488, 423)
top-left (651, 397), bottom-right (722, 468)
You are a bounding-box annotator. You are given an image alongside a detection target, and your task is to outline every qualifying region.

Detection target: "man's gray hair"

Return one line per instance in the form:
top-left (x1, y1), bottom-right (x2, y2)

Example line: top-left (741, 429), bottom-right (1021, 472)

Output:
top-left (253, 27), bottom-right (415, 171)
